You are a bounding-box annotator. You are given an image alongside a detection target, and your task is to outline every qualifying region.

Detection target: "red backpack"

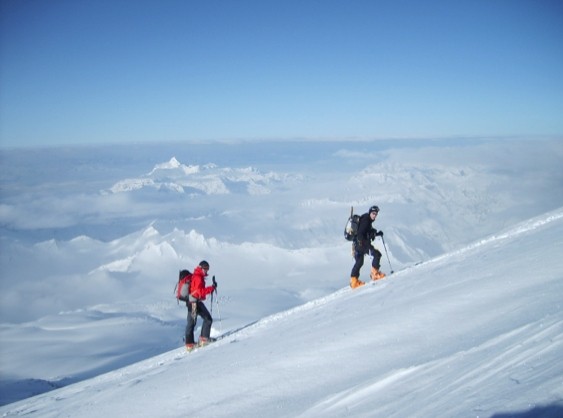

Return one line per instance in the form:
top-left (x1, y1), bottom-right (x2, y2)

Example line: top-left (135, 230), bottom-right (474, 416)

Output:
top-left (174, 269), bottom-right (192, 303)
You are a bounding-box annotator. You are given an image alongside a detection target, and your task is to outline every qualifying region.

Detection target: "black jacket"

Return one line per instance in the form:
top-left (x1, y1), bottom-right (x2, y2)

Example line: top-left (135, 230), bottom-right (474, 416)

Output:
top-left (356, 213), bottom-right (376, 251)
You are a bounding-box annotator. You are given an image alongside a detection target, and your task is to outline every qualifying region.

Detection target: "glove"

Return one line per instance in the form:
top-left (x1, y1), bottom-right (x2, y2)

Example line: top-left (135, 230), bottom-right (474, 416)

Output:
top-left (376, 230), bottom-right (384, 237)
top-left (212, 276), bottom-right (217, 290)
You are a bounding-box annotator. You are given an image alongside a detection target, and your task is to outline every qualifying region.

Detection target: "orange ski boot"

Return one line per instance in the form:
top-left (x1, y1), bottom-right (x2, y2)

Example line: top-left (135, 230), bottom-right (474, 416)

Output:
top-left (370, 267), bottom-right (386, 281)
top-left (350, 276), bottom-right (365, 288)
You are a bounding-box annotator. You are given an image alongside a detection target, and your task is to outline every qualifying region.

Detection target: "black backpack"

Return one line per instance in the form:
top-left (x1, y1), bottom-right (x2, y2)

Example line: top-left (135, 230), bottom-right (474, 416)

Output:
top-left (344, 206), bottom-right (361, 241)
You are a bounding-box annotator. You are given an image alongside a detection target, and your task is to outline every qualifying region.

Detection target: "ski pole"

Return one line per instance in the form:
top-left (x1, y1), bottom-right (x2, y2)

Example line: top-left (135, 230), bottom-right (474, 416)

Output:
top-left (381, 236), bottom-right (394, 274)
top-left (210, 290), bottom-right (214, 315)
top-left (210, 275), bottom-right (216, 315)
top-left (211, 276), bottom-right (223, 334)
top-left (215, 291), bottom-right (223, 334)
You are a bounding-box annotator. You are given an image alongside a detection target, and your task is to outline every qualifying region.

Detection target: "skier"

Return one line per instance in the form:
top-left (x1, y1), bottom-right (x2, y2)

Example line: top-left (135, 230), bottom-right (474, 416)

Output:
top-left (350, 205), bottom-right (386, 288)
top-left (185, 260), bottom-right (217, 351)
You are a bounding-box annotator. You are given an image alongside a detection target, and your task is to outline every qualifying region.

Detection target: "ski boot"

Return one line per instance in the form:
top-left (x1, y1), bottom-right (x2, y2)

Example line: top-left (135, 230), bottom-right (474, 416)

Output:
top-left (350, 276), bottom-right (365, 288)
top-left (198, 337), bottom-right (216, 348)
top-left (370, 267), bottom-right (386, 281)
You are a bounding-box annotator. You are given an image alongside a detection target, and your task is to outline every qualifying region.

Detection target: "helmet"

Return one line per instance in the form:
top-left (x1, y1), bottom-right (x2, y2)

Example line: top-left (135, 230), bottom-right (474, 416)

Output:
top-left (199, 260), bottom-right (210, 269)
top-left (369, 205), bottom-right (380, 214)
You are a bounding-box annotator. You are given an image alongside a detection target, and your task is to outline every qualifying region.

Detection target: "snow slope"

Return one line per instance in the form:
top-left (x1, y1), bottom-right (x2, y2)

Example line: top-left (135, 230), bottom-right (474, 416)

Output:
top-left (1, 208), bottom-right (562, 418)
top-left (1, 139), bottom-right (562, 413)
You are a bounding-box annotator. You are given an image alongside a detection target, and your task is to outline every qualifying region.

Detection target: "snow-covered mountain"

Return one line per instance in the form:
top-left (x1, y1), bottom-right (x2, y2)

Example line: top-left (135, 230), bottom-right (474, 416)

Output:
top-left (1, 139), bottom-right (562, 413)
top-left (105, 157), bottom-right (299, 195)
top-left (1, 208), bottom-right (562, 417)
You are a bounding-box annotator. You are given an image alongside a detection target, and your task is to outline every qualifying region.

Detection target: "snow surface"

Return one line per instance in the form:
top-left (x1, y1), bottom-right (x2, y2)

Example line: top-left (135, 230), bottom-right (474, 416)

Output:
top-left (1, 139), bottom-right (562, 417)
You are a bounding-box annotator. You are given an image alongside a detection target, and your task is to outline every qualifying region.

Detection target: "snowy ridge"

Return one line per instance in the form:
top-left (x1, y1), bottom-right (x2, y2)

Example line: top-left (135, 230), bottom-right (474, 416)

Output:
top-left (415, 206), bottom-right (563, 269)
top-left (1, 208), bottom-right (562, 417)
top-left (106, 157), bottom-right (298, 195)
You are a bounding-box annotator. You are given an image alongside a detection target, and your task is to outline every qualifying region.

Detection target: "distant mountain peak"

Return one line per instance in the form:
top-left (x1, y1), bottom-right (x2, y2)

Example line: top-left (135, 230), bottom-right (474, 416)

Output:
top-left (148, 157), bottom-right (200, 176)
top-left (162, 157), bottom-right (181, 168)
top-left (105, 158), bottom-right (296, 196)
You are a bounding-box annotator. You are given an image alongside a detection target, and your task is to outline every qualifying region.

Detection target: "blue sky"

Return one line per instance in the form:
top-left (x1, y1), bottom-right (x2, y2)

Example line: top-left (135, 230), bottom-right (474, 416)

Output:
top-left (1, 0), bottom-right (562, 148)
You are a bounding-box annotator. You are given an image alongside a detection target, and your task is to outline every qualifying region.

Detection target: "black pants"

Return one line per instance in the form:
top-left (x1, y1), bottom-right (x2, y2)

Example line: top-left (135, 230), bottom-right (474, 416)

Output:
top-left (185, 301), bottom-right (213, 344)
top-left (351, 243), bottom-right (382, 278)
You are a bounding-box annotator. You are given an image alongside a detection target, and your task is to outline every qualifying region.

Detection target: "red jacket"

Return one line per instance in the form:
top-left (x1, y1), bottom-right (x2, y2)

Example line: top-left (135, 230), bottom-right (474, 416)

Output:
top-left (189, 266), bottom-right (215, 301)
